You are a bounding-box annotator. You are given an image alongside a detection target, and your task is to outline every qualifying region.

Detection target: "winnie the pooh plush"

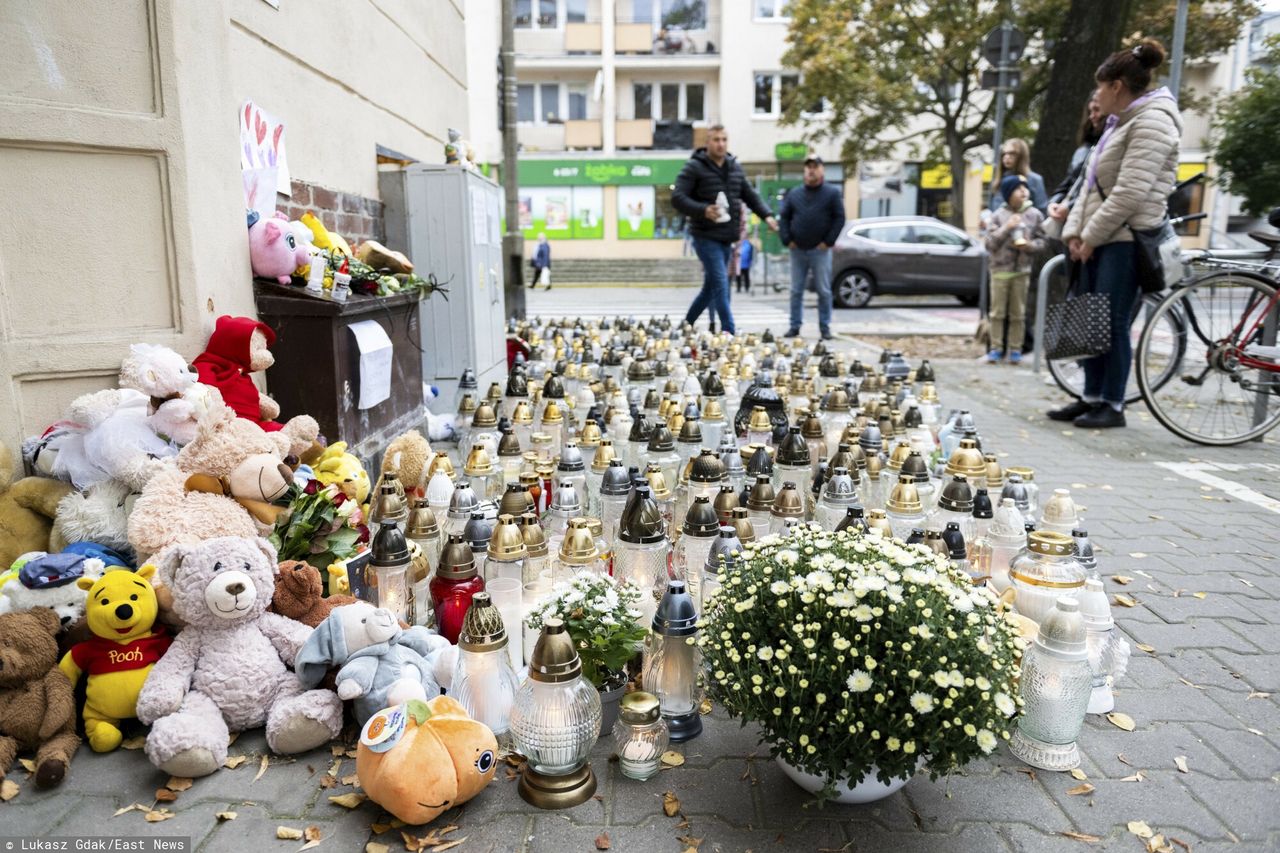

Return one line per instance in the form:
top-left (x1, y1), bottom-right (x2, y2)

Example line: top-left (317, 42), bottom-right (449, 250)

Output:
top-left (0, 441), bottom-right (73, 570)
top-left (356, 696), bottom-right (497, 825)
top-left (136, 536), bottom-right (343, 777)
top-left (0, 608), bottom-right (81, 788)
top-left (59, 565), bottom-right (171, 752)
top-left (312, 442), bottom-right (371, 506)
top-left (192, 315), bottom-right (319, 453)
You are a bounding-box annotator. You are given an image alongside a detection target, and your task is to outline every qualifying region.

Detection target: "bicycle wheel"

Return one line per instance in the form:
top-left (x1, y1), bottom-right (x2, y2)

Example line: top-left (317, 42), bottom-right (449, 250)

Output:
top-left (1047, 293), bottom-right (1184, 404)
top-left (1136, 270), bottom-right (1280, 445)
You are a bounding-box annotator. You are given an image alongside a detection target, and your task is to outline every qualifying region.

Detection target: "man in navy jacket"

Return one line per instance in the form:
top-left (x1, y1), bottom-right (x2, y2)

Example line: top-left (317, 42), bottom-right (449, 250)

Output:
top-left (671, 125), bottom-right (778, 335)
top-left (779, 156), bottom-right (845, 339)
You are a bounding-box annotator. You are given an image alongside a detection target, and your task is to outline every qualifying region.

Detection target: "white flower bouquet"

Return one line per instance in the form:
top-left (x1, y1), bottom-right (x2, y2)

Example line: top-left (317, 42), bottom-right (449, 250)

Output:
top-left (699, 524), bottom-right (1024, 801)
top-left (525, 571), bottom-right (650, 689)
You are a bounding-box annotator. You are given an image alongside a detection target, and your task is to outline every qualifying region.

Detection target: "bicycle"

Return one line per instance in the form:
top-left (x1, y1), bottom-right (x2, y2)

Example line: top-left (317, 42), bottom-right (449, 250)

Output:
top-left (1134, 207), bottom-right (1280, 445)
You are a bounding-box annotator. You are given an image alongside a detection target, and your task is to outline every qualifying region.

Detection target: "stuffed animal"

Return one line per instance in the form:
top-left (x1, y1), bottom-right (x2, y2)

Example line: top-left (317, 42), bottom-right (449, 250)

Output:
top-left (270, 560), bottom-right (358, 628)
top-left (126, 461), bottom-right (260, 565)
top-left (355, 696), bottom-right (497, 825)
top-left (135, 536), bottom-right (343, 777)
top-left (250, 212), bottom-right (310, 285)
top-left (192, 315), bottom-right (320, 451)
top-left (312, 442), bottom-right (371, 505)
top-left (58, 565), bottom-right (170, 752)
top-left (380, 431), bottom-right (432, 496)
top-left (295, 602), bottom-right (449, 726)
top-left (52, 479), bottom-right (138, 561)
top-left (43, 389), bottom-right (175, 493)
top-left (422, 385), bottom-right (457, 443)
top-left (118, 343), bottom-right (219, 446)
top-left (0, 553), bottom-right (104, 629)
top-left (356, 240), bottom-right (414, 276)
top-left (0, 441), bottom-right (73, 570)
top-left (177, 398), bottom-right (298, 515)
top-left (0, 608), bottom-right (81, 788)
top-left (300, 211), bottom-right (352, 258)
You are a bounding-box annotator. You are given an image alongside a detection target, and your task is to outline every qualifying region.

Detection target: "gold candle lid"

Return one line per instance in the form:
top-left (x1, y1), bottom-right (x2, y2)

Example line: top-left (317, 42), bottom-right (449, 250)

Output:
top-left (488, 514), bottom-right (528, 560)
top-left (886, 474), bottom-right (922, 513)
top-left (485, 382), bottom-right (503, 405)
top-left (591, 439), bottom-right (617, 473)
top-left (519, 512), bottom-right (548, 558)
top-left (558, 518), bottom-right (600, 565)
top-left (984, 453), bottom-right (1004, 489)
top-left (866, 508), bottom-right (893, 537)
top-left (945, 439), bottom-right (986, 480)
top-left (405, 497), bottom-right (440, 541)
top-left (464, 445), bottom-right (495, 476)
top-left (771, 482), bottom-right (805, 518)
top-left (457, 393), bottom-right (478, 416)
top-left (644, 463), bottom-right (672, 500)
top-left (801, 411), bottom-right (825, 440)
top-left (511, 400), bottom-right (534, 426)
top-left (887, 441), bottom-right (913, 473)
top-left (1006, 465), bottom-right (1035, 483)
top-left (619, 690), bottom-right (661, 725)
top-left (919, 382), bottom-right (940, 403)
top-left (822, 387), bottom-right (851, 413)
top-left (499, 483), bottom-right (535, 517)
top-left (428, 451), bottom-right (455, 481)
top-left (579, 421), bottom-right (603, 449)
top-left (542, 400), bottom-right (564, 425)
top-left (528, 618), bottom-right (582, 683)
top-left (473, 401), bottom-right (498, 429)
top-left (703, 398), bottom-right (725, 421)
top-left (458, 592), bottom-right (507, 653)
top-left (748, 406), bottom-right (772, 433)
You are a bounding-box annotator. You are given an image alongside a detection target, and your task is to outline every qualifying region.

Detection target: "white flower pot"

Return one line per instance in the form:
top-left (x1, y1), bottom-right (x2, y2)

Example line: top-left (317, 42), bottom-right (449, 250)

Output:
top-left (775, 755), bottom-right (915, 804)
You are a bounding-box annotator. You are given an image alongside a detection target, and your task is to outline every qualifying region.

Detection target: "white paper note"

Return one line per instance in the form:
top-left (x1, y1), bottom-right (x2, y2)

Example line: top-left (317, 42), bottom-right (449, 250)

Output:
top-left (348, 320), bottom-right (393, 410)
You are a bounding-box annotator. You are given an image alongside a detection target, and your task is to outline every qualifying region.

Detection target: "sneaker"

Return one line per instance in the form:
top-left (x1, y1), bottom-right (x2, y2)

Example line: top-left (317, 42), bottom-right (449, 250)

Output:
top-left (1008, 350), bottom-right (1022, 365)
top-left (820, 328), bottom-right (834, 341)
top-left (783, 328), bottom-right (801, 338)
top-left (1047, 399), bottom-right (1094, 421)
top-left (986, 349), bottom-right (1003, 363)
top-left (1074, 406), bottom-right (1126, 429)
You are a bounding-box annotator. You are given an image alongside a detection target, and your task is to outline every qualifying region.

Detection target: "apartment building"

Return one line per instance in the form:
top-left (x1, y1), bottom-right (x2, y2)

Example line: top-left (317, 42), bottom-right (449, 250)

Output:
top-left (466, 0), bottom-right (853, 260)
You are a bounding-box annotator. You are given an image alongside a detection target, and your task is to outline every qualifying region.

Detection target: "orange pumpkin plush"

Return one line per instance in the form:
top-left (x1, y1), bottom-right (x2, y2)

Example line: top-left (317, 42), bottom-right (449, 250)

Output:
top-left (356, 695), bottom-right (498, 825)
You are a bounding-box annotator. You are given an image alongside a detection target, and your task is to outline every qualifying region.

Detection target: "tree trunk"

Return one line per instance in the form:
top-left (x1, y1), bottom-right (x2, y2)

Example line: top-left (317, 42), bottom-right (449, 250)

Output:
top-left (1031, 0), bottom-right (1135, 193)
top-left (946, 128), bottom-right (967, 228)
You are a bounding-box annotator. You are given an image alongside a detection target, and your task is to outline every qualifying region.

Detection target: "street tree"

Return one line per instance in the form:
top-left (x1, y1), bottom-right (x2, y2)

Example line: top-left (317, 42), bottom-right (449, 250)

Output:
top-left (1214, 35), bottom-right (1280, 216)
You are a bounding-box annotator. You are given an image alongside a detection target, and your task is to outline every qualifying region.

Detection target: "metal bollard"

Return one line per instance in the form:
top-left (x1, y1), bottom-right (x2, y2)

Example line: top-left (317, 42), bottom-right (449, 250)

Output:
top-left (1032, 253), bottom-right (1068, 374)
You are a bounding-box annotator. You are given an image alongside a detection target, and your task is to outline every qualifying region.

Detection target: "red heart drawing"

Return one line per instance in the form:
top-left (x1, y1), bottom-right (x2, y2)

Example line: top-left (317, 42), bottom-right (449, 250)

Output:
top-left (272, 124), bottom-right (283, 154)
top-left (244, 102), bottom-right (252, 129)
top-left (254, 113), bottom-right (266, 145)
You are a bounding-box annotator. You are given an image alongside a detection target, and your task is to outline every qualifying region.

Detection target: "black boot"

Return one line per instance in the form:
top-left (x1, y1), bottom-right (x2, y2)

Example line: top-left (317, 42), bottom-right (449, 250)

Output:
top-left (1074, 405), bottom-right (1126, 429)
top-left (1047, 399), bottom-right (1094, 422)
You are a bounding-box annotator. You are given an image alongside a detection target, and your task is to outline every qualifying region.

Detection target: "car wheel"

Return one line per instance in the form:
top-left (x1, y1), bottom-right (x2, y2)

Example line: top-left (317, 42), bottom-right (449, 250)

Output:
top-left (834, 269), bottom-right (875, 308)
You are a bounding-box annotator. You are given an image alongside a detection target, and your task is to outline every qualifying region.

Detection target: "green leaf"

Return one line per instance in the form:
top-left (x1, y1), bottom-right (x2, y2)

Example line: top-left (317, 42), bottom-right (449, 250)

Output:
top-left (406, 699), bottom-right (432, 724)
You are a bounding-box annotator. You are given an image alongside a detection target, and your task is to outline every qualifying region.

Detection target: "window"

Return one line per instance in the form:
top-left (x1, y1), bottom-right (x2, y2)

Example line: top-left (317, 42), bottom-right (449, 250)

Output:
top-left (756, 0), bottom-right (790, 19)
top-left (517, 0), bottom-right (561, 29)
top-left (912, 226), bottom-right (967, 246)
top-left (661, 0), bottom-right (706, 28)
top-left (685, 84), bottom-right (704, 121)
top-left (661, 84), bottom-right (680, 121)
top-left (568, 86), bottom-right (588, 121)
top-left (655, 184), bottom-right (686, 239)
top-left (517, 84), bottom-right (536, 123)
top-left (755, 71), bottom-right (824, 116)
top-left (854, 224), bottom-right (913, 244)
top-left (565, 0), bottom-right (587, 23)
top-left (538, 0), bottom-right (557, 26)
top-left (539, 83), bottom-right (561, 123)
top-left (754, 73), bottom-right (775, 114)
top-left (779, 74), bottom-right (799, 112)
top-left (516, 0), bottom-right (532, 27)
top-left (634, 83), bottom-right (653, 120)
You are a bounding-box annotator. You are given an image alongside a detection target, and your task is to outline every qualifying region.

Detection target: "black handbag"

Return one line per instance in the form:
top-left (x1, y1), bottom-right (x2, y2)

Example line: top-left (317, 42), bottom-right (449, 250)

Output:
top-left (1043, 259), bottom-right (1111, 361)
top-left (1098, 184), bottom-right (1182, 294)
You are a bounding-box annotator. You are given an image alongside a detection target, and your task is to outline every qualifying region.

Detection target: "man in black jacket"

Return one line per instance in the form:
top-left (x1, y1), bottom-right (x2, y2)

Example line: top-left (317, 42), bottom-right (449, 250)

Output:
top-left (779, 155), bottom-right (845, 340)
top-left (671, 126), bottom-right (778, 335)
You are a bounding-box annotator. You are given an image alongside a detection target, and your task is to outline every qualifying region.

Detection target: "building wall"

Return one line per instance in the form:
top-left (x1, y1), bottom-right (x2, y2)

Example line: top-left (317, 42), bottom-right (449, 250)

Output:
top-left (0, 0), bottom-right (469, 452)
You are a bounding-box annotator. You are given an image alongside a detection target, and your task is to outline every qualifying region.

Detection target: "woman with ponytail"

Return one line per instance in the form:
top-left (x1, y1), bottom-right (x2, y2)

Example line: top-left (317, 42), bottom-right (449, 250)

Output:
top-left (1049, 39), bottom-right (1181, 429)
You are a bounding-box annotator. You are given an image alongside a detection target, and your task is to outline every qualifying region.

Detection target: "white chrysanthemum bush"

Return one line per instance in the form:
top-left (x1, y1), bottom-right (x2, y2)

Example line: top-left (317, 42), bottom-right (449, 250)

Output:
top-left (699, 524), bottom-right (1024, 801)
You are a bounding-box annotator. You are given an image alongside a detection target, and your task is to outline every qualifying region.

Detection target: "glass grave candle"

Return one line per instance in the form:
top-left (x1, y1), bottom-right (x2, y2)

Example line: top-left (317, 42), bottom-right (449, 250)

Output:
top-left (613, 691), bottom-right (669, 782)
top-left (643, 579), bottom-right (702, 742)
top-left (1011, 597), bottom-right (1092, 772)
top-left (430, 533), bottom-right (486, 644)
top-left (453, 592), bottom-right (520, 751)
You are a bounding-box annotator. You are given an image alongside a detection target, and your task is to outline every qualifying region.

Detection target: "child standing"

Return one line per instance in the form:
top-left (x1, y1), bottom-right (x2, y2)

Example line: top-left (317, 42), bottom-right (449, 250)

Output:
top-left (735, 237), bottom-right (755, 293)
top-left (983, 175), bottom-right (1045, 364)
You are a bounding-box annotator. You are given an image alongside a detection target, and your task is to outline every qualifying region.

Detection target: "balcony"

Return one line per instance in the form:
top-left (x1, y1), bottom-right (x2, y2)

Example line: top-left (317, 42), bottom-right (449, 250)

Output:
top-left (613, 14), bottom-right (720, 68)
top-left (616, 119), bottom-right (704, 151)
top-left (565, 119), bottom-right (603, 149)
top-left (514, 18), bottom-right (604, 69)
top-left (518, 120), bottom-right (604, 152)
top-left (565, 21), bottom-right (602, 52)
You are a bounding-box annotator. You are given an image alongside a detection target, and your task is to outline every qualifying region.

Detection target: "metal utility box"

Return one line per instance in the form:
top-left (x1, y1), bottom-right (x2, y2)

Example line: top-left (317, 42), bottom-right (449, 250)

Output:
top-left (380, 165), bottom-right (507, 403)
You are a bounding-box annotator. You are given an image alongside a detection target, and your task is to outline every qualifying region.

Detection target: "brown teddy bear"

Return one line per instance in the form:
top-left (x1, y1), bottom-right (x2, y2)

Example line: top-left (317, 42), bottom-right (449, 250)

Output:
top-left (0, 607), bottom-right (81, 788)
top-left (270, 560), bottom-right (358, 628)
top-left (380, 430), bottom-right (433, 496)
top-left (0, 441), bottom-right (73, 570)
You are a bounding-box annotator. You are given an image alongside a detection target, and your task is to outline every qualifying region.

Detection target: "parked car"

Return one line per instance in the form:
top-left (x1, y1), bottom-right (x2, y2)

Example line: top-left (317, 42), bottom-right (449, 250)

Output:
top-left (831, 216), bottom-right (987, 308)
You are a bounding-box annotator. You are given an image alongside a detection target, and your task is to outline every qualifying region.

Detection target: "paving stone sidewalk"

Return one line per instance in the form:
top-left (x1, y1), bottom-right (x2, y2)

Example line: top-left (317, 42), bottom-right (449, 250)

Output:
top-left (3, 354), bottom-right (1277, 853)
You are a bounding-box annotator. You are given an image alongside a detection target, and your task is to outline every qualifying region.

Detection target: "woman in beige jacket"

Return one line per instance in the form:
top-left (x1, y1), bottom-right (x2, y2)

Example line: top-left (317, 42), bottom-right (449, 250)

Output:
top-left (1049, 39), bottom-right (1181, 429)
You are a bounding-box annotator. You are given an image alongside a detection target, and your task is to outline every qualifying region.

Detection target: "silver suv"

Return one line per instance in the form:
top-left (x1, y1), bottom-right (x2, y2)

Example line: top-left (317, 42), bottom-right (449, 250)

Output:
top-left (832, 216), bottom-right (987, 308)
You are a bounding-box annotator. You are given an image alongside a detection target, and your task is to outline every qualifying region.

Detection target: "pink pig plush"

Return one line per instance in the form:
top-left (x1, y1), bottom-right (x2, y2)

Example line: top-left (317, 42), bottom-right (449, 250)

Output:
top-left (249, 212), bottom-right (309, 284)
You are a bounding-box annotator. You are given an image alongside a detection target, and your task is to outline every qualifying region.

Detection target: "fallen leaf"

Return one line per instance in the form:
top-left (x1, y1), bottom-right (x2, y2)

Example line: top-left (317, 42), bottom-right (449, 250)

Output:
top-left (277, 827), bottom-right (304, 840)
top-left (1112, 575), bottom-right (1134, 585)
top-left (1136, 643), bottom-right (1157, 654)
top-left (1113, 594), bottom-right (1139, 608)
top-left (166, 776), bottom-right (194, 792)
top-left (121, 735), bottom-right (147, 750)
top-left (1059, 830), bottom-right (1103, 842)
top-left (660, 751), bottom-right (686, 767)
top-left (1135, 570), bottom-right (1154, 579)
top-left (0, 780), bottom-right (18, 802)
top-left (1119, 771), bottom-right (1146, 782)
top-left (327, 758), bottom-right (341, 777)
top-left (1107, 712), bottom-right (1136, 731)
top-left (18, 759), bottom-right (36, 775)
top-left (1066, 782), bottom-right (1095, 796)
top-left (1129, 552), bottom-right (1148, 559)
top-left (1013, 767), bottom-right (1037, 780)
top-left (328, 792), bottom-right (367, 809)
top-left (1128, 820), bottom-right (1155, 839)
top-left (1192, 591), bottom-right (1207, 599)
top-left (1248, 727), bottom-right (1265, 736)
top-left (223, 755), bottom-right (248, 769)
top-left (304, 826), bottom-right (322, 842)
top-left (144, 809), bottom-right (174, 822)
top-left (113, 804), bottom-right (140, 817)
top-left (1169, 837), bottom-right (1192, 851)
top-left (341, 773), bottom-right (361, 786)
top-left (595, 832), bottom-right (612, 850)
top-left (1174, 756), bottom-right (1190, 774)
top-left (1069, 768), bottom-right (1089, 781)
top-left (663, 790), bottom-right (681, 817)
top-left (227, 732), bottom-right (239, 746)
top-left (1178, 678), bottom-right (1204, 691)
top-left (215, 811), bottom-right (237, 821)
top-left (365, 845), bottom-right (390, 853)
top-left (699, 697), bottom-right (713, 714)
top-left (331, 745), bottom-right (346, 756)
top-left (318, 775), bottom-right (337, 789)
top-left (253, 754), bottom-right (269, 783)
top-left (1147, 833), bottom-right (1170, 853)
top-left (154, 788), bottom-right (178, 803)
top-left (1236, 577), bottom-right (1255, 588)
top-left (431, 839), bottom-right (466, 853)
top-left (1248, 691), bottom-right (1272, 700)
top-left (1149, 514), bottom-right (1164, 520)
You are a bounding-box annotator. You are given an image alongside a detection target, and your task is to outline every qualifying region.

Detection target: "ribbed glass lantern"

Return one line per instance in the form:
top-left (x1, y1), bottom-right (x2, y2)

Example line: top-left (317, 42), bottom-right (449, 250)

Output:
top-left (1009, 531), bottom-right (1086, 625)
top-left (510, 618), bottom-right (602, 809)
top-left (815, 466), bottom-right (859, 530)
top-left (613, 691), bottom-right (669, 781)
top-left (1011, 597), bottom-right (1092, 772)
top-left (614, 483), bottom-right (670, 628)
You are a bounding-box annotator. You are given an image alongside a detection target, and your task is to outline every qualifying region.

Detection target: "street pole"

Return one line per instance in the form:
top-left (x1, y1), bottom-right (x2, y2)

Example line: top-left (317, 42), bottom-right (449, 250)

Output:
top-left (500, 0), bottom-right (526, 319)
top-left (1168, 0), bottom-right (1190, 98)
top-left (988, 20), bottom-right (1012, 207)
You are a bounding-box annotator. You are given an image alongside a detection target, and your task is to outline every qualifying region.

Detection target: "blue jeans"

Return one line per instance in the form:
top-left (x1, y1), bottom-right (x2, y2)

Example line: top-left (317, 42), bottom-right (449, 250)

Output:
top-left (687, 237), bottom-right (735, 334)
top-left (789, 248), bottom-right (833, 331)
top-left (1079, 242), bottom-right (1141, 406)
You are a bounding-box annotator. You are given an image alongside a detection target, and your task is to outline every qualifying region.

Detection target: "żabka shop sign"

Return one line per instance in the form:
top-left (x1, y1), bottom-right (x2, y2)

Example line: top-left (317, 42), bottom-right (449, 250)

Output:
top-left (521, 159), bottom-right (685, 186)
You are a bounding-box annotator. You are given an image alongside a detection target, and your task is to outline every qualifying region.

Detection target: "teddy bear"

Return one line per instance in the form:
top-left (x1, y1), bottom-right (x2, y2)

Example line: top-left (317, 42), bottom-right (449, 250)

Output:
top-left (176, 398), bottom-right (297, 512)
top-left (45, 388), bottom-right (176, 493)
top-left (135, 536), bottom-right (344, 777)
top-left (270, 560), bottom-right (358, 628)
top-left (118, 342), bottom-right (220, 447)
top-left (0, 608), bottom-right (81, 788)
top-left (295, 601), bottom-right (449, 726)
top-left (192, 315), bottom-right (320, 453)
top-left (249, 211), bottom-right (311, 285)
top-left (380, 430), bottom-right (432, 496)
top-left (0, 553), bottom-right (104, 631)
top-left (51, 479), bottom-right (138, 561)
top-left (59, 565), bottom-right (171, 752)
top-left (125, 461), bottom-right (260, 567)
top-left (0, 441), bottom-right (72, 570)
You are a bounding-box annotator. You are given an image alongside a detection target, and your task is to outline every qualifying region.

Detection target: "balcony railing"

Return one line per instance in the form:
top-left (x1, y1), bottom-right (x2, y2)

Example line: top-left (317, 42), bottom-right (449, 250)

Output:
top-left (616, 120), bottom-right (705, 151)
top-left (615, 16), bottom-right (719, 55)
